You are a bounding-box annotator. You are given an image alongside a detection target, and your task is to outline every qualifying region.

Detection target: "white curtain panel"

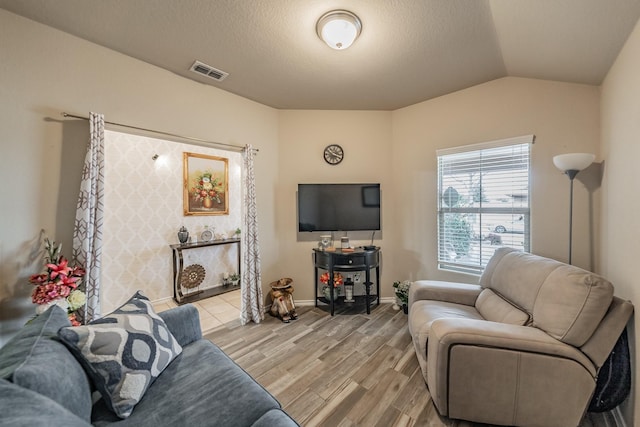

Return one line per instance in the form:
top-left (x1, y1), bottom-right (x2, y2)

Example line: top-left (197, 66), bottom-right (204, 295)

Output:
top-left (240, 144), bottom-right (264, 324)
top-left (72, 112), bottom-right (105, 322)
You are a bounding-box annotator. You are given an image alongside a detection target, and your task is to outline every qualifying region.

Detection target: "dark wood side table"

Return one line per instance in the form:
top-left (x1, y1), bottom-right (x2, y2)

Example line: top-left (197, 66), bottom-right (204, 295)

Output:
top-left (313, 247), bottom-right (380, 315)
top-left (170, 238), bottom-right (241, 304)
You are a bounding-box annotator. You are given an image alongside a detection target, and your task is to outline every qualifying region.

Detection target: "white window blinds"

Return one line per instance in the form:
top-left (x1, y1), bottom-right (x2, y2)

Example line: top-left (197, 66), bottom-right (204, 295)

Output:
top-left (437, 135), bottom-right (533, 275)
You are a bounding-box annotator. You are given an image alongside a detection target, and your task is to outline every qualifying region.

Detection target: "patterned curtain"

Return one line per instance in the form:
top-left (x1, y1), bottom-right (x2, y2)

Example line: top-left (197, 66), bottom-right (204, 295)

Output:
top-left (72, 112), bottom-right (105, 322)
top-left (240, 144), bottom-right (264, 325)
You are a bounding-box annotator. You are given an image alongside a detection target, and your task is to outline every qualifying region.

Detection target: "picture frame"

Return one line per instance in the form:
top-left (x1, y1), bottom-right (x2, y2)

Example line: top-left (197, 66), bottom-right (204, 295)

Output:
top-left (183, 152), bottom-right (229, 216)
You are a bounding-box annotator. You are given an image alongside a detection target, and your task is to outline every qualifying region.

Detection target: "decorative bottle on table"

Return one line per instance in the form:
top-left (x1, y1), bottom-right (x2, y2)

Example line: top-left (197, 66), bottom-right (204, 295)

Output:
top-left (178, 226), bottom-right (189, 244)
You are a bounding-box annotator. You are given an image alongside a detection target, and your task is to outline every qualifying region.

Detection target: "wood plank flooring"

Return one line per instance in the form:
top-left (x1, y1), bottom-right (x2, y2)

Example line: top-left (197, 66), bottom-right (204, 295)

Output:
top-left (204, 303), bottom-right (608, 427)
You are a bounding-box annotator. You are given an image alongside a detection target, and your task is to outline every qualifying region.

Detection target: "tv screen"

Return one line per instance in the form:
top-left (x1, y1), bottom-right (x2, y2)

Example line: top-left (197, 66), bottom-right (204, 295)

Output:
top-left (297, 183), bottom-right (381, 232)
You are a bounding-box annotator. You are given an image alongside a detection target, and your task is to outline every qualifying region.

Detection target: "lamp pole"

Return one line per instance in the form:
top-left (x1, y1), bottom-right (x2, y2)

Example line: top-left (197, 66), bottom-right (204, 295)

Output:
top-left (553, 153), bottom-right (595, 266)
top-left (566, 170), bottom-right (579, 265)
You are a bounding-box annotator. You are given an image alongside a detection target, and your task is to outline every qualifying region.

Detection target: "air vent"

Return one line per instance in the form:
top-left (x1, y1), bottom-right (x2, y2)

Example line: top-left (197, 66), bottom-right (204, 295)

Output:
top-left (189, 60), bottom-right (229, 82)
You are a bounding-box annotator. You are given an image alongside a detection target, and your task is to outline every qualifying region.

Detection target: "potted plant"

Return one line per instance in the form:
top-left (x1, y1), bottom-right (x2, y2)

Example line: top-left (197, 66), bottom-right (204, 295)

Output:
top-left (28, 237), bottom-right (87, 326)
top-left (222, 272), bottom-right (240, 287)
top-left (393, 280), bottom-right (412, 314)
top-left (229, 273), bottom-right (240, 287)
top-left (320, 272), bottom-right (343, 300)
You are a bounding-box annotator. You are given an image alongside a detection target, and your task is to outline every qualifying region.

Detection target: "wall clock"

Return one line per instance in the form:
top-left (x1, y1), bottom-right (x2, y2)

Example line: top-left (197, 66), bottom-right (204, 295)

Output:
top-left (323, 144), bottom-right (344, 165)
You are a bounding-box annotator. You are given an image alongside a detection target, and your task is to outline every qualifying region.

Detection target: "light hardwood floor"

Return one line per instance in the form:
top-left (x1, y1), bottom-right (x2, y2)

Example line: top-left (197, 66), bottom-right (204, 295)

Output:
top-left (199, 300), bottom-right (609, 427)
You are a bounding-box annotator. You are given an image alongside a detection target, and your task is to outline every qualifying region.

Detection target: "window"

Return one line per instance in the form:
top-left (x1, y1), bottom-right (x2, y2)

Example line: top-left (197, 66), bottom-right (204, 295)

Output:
top-left (437, 135), bottom-right (533, 275)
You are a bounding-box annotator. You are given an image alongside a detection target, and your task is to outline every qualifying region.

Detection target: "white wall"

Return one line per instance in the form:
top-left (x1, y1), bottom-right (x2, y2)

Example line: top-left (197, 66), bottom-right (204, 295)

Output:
top-left (0, 10), bottom-right (279, 344)
top-left (600, 17), bottom-right (640, 425)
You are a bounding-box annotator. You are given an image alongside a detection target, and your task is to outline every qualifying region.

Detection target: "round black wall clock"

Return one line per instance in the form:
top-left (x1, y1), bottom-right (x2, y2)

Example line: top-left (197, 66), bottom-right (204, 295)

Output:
top-left (323, 144), bottom-right (344, 165)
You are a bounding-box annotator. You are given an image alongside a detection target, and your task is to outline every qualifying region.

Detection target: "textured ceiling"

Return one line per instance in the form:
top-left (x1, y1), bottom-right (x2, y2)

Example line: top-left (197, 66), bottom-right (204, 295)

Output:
top-left (2, 0), bottom-right (640, 110)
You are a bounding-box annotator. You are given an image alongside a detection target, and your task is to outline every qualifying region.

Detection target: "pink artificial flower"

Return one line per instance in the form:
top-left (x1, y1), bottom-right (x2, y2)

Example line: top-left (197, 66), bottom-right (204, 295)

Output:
top-left (68, 313), bottom-right (81, 327)
top-left (44, 284), bottom-right (61, 301)
top-left (59, 275), bottom-right (80, 289)
top-left (29, 273), bottom-right (47, 285)
top-left (46, 257), bottom-right (72, 279)
top-left (31, 283), bottom-right (71, 305)
top-left (70, 266), bottom-right (86, 277)
top-left (32, 284), bottom-right (54, 305)
top-left (57, 285), bottom-right (71, 298)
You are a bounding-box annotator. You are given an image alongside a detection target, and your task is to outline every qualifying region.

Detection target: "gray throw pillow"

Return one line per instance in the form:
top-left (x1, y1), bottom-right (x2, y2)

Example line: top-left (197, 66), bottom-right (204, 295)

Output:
top-left (58, 291), bottom-right (182, 419)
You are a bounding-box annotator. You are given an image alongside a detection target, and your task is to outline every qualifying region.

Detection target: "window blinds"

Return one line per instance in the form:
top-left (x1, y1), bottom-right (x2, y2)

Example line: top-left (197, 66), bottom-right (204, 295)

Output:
top-left (437, 135), bottom-right (533, 274)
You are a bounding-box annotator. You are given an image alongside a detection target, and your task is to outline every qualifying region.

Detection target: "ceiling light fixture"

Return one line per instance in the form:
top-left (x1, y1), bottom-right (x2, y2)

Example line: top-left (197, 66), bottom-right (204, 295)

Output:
top-left (316, 10), bottom-right (362, 50)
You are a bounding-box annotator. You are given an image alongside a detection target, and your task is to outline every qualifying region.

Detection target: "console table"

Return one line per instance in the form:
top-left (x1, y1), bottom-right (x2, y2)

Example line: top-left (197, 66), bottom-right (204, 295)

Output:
top-left (170, 238), bottom-right (241, 304)
top-left (313, 247), bottom-right (380, 316)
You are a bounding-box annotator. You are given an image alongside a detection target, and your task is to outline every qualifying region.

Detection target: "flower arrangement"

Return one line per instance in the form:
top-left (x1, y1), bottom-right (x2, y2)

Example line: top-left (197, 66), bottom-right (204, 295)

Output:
top-left (393, 280), bottom-right (412, 305)
top-left (28, 238), bottom-right (86, 326)
top-left (320, 272), bottom-right (343, 286)
top-left (320, 272), bottom-right (343, 300)
top-left (191, 172), bottom-right (222, 204)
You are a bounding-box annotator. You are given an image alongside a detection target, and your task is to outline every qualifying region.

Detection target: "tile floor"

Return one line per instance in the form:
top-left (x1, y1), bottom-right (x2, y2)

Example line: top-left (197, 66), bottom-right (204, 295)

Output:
top-left (152, 289), bottom-right (241, 333)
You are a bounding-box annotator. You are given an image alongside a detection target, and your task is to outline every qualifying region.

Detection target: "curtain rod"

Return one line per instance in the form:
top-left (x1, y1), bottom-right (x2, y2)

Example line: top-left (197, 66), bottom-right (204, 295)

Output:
top-left (61, 112), bottom-right (257, 153)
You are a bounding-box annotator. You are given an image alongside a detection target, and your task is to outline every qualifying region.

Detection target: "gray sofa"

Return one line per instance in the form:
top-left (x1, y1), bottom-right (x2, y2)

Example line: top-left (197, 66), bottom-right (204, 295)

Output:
top-left (408, 247), bottom-right (633, 427)
top-left (0, 302), bottom-right (298, 427)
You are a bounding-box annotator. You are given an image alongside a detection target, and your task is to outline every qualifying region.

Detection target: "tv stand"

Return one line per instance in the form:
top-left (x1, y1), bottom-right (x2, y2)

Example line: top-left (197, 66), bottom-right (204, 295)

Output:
top-left (313, 247), bottom-right (380, 316)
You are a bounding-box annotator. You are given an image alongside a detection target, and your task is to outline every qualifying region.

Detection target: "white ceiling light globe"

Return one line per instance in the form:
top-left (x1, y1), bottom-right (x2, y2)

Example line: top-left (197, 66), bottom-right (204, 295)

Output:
top-left (317, 10), bottom-right (362, 50)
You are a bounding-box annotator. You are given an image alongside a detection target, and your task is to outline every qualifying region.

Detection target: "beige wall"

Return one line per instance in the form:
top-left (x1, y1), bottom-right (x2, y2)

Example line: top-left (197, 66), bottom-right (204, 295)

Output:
top-left (277, 110), bottom-right (393, 300)
top-left (601, 17), bottom-right (640, 425)
top-left (391, 77), bottom-right (601, 283)
top-left (276, 79), bottom-right (600, 302)
top-left (0, 10), bottom-right (279, 343)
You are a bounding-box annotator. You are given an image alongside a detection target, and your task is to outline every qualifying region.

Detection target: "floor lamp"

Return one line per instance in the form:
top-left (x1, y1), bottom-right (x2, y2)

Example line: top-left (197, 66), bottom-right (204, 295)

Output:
top-left (552, 153), bottom-right (595, 264)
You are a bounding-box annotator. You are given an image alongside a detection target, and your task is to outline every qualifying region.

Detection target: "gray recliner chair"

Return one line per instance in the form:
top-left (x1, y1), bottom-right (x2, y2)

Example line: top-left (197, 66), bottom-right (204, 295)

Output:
top-left (408, 248), bottom-right (633, 427)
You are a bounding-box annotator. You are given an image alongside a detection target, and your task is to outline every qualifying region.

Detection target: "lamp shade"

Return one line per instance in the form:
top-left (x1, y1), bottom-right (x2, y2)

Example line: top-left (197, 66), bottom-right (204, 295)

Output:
top-left (553, 153), bottom-right (595, 172)
top-left (317, 10), bottom-right (362, 50)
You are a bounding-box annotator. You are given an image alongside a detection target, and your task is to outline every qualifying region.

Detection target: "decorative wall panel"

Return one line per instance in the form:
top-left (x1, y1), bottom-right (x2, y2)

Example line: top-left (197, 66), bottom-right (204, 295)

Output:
top-left (102, 130), bottom-right (242, 312)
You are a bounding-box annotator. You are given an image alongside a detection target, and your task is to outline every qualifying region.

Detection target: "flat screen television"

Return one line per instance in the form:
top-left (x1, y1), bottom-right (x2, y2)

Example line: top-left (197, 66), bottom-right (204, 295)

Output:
top-left (297, 183), bottom-right (381, 232)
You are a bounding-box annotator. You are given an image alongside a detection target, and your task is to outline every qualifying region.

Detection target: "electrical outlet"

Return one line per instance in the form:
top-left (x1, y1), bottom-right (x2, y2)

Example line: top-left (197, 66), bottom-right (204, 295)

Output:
top-left (354, 273), bottom-right (361, 283)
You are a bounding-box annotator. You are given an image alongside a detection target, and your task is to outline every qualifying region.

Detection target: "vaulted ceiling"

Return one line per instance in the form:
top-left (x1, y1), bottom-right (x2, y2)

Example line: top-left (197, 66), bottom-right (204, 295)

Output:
top-left (2, 0), bottom-right (640, 110)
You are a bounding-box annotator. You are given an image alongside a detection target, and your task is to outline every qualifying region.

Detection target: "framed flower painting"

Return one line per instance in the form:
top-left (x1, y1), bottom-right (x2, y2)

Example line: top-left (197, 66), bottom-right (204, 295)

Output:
top-left (183, 152), bottom-right (229, 215)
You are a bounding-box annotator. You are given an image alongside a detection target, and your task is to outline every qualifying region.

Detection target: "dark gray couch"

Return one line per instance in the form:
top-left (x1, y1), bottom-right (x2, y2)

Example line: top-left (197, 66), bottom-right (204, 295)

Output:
top-left (0, 304), bottom-right (298, 427)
